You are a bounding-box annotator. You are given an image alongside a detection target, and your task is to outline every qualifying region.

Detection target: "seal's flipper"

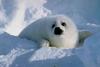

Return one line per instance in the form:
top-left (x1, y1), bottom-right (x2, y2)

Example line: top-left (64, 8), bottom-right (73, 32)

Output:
top-left (77, 31), bottom-right (92, 47)
top-left (40, 39), bottom-right (49, 47)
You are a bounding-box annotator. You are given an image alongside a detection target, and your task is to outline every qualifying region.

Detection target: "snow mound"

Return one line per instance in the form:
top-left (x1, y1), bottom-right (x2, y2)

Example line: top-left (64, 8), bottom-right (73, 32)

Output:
top-left (0, 32), bottom-right (83, 67)
top-left (0, 32), bottom-right (100, 67)
top-left (29, 47), bottom-right (73, 61)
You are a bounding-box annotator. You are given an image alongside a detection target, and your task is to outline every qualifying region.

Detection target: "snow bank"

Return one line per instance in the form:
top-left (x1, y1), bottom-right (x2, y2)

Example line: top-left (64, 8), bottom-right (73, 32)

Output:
top-left (0, 32), bottom-right (100, 67)
top-left (0, 32), bottom-right (83, 67)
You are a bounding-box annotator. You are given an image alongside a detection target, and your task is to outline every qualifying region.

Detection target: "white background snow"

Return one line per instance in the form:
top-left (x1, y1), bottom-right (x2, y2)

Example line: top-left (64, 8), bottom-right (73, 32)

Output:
top-left (0, 0), bottom-right (100, 67)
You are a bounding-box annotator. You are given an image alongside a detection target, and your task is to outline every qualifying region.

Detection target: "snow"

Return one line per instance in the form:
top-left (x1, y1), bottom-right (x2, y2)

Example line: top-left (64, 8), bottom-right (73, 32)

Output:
top-left (0, 33), bottom-right (83, 67)
top-left (0, 32), bottom-right (100, 67)
top-left (4, 0), bottom-right (51, 36)
top-left (0, 0), bottom-right (100, 67)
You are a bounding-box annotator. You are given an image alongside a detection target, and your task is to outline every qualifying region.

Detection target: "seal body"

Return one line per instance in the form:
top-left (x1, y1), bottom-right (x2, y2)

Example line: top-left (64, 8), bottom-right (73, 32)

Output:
top-left (19, 15), bottom-right (79, 48)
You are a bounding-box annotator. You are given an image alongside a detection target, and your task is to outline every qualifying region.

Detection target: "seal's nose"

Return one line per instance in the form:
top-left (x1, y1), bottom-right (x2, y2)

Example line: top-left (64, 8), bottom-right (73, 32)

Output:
top-left (54, 27), bottom-right (63, 35)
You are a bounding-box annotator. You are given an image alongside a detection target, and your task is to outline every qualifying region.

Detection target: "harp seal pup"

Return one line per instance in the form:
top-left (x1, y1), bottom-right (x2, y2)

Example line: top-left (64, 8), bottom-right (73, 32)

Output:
top-left (19, 15), bottom-right (91, 48)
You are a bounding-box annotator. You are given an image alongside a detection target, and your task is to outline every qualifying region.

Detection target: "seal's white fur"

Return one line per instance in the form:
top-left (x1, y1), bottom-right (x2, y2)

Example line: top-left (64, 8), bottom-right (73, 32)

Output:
top-left (19, 15), bottom-right (79, 48)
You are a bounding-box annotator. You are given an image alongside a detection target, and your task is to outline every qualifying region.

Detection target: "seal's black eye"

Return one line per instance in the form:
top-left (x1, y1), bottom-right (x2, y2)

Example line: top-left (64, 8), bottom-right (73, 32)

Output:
top-left (61, 22), bottom-right (66, 26)
top-left (52, 24), bottom-right (55, 28)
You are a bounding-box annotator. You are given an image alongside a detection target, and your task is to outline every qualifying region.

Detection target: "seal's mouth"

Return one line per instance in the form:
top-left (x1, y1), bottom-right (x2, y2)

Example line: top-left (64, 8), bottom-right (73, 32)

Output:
top-left (54, 27), bottom-right (63, 35)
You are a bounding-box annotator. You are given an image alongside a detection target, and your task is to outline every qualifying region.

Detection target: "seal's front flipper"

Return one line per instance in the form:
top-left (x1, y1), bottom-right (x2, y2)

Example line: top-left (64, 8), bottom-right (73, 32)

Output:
top-left (77, 30), bottom-right (92, 47)
top-left (40, 39), bottom-right (49, 47)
